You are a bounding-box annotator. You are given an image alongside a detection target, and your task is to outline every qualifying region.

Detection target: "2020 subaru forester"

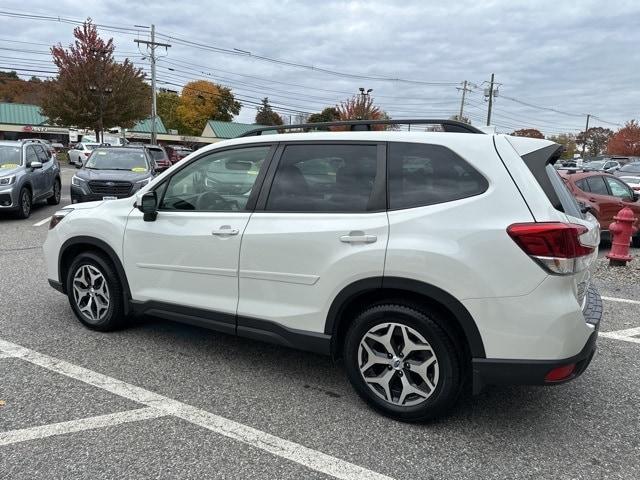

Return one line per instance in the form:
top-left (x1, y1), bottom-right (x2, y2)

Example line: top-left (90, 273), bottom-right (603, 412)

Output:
top-left (43, 120), bottom-right (602, 421)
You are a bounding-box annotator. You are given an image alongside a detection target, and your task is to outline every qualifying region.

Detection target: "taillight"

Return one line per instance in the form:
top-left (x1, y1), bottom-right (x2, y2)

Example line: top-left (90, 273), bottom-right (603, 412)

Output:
top-left (507, 222), bottom-right (596, 275)
top-left (84, 152), bottom-right (91, 156)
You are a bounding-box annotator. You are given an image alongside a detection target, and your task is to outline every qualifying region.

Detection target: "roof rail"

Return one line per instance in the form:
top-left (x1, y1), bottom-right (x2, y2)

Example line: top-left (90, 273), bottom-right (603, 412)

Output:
top-left (238, 119), bottom-right (485, 137)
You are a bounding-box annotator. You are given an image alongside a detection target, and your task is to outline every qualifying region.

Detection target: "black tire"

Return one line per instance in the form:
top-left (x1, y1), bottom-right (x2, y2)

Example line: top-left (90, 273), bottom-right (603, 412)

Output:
top-left (344, 304), bottom-right (462, 422)
top-left (16, 187), bottom-right (32, 219)
top-left (632, 235), bottom-right (640, 248)
top-left (66, 252), bottom-right (126, 331)
top-left (47, 178), bottom-right (61, 205)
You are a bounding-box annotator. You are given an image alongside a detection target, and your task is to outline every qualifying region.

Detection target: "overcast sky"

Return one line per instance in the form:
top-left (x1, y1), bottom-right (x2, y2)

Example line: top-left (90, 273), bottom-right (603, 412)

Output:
top-left (0, 0), bottom-right (638, 135)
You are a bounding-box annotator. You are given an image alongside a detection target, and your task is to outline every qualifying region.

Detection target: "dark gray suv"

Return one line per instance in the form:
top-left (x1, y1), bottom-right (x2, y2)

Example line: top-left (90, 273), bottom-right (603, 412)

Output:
top-left (0, 140), bottom-right (61, 219)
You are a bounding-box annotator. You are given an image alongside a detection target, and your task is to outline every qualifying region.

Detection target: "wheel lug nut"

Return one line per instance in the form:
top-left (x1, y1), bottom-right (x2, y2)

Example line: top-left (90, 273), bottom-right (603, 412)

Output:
top-left (398, 371), bottom-right (403, 376)
top-left (399, 353), bottom-right (404, 358)
top-left (387, 365), bottom-right (392, 370)
top-left (404, 363), bottom-right (410, 369)
top-left (387, 353), bottom-right (393, 359)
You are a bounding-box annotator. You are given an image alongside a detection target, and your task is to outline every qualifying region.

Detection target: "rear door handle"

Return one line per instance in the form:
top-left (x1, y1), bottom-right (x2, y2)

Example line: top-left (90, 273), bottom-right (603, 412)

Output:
top-left (340, 231), bottom-right (377, 244)
top-left (212, 225), bottom-right (239, 236)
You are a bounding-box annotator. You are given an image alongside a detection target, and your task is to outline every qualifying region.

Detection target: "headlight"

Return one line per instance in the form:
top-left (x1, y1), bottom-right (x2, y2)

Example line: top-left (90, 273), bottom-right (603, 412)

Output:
top-left (71, 175), bottom-right (86, 187)
top-left (49, 209), bottom-right (73, 230)
top-left (135, 177), bottom-right (152, 187)
top-left (0, 175), bottom-right (16, 186)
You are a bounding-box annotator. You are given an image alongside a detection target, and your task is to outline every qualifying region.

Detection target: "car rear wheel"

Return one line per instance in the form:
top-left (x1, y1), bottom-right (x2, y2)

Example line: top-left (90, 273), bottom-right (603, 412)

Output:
top-left (66, 252), bottom-right (126, 331)
top-left (47, 178), bottom-right (61, 205)
top-left (344, 304), bottom-right (462, 422)
top-left (16, 188), bottom-right (32, 219)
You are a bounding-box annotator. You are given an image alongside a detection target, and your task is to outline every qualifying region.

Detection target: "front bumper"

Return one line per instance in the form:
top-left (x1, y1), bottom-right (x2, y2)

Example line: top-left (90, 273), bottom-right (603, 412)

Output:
top-left (472, 286), bottom-right (602, 393)
top-left (0, 186), bottom-right (17, 209)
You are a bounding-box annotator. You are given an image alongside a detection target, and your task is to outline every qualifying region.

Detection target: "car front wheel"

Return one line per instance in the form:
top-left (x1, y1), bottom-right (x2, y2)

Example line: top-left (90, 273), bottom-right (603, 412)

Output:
top-left (16, 188), bottom-right (32, 219)
top-left (66, 252), bottom-right (126, 331)
top-left (344, 304), bottom-right (462, 422)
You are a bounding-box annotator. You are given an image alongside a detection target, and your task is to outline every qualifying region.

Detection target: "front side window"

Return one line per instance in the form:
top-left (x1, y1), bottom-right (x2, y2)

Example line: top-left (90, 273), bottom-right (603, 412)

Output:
top-left (265, 144), bottom-right (378, 212)
top-left (160, 146), bottom-right (270, 211)
top-left (585, 176), bottom-right (609, 196)
top-left (605, 177), bottom-right (633, 200)
top-left (35, 145), bottom-right (50, 163)
top-left (388, 142), bottom-right (488, 209)
top-left (25, 146), bottom-right (38, 166)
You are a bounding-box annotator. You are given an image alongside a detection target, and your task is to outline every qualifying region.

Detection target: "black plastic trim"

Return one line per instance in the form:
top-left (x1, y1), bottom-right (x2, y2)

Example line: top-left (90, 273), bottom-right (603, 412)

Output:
top-left (324, 276), bottom-right (486, 358)
top-left (472, 331), bottom-right (597, 393)
top-left (237, 316), bottom-right (331, 355)
top-left (48, 279), bottom-right (64, 293)
top-left (130, 300), bottom-right (236, 335)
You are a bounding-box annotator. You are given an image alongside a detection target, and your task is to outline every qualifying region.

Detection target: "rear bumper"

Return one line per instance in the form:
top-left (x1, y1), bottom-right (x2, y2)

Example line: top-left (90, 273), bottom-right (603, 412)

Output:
top-left (472, 285), bottom-right (602, 393)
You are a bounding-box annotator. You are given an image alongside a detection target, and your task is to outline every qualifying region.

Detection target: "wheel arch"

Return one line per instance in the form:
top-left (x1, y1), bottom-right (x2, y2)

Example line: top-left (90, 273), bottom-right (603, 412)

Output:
top-left (58, 236), bottom-right (132, 314)
top-left (326, 276), bottom-right (486, 360)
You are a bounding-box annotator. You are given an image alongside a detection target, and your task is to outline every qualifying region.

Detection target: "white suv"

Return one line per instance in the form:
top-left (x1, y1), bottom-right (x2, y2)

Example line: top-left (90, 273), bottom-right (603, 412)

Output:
top-left (43, 120), bottom-right (602, 422)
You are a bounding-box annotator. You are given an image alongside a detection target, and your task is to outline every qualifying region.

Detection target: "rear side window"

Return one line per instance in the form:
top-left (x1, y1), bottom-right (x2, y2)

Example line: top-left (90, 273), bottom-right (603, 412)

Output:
top-left (586, 176), bottom-right (609, 196)
top-left (388, 142), bottom-right (488, 209)
top-left (266, 144), bottom-right (379, 212)
top-left (575, 179), bottom-right (590, 192)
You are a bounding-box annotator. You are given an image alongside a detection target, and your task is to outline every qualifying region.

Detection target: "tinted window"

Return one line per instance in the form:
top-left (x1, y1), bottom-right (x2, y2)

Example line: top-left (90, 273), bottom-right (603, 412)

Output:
top-left (586, 176), bottom-right (609, 195)
top-left (546, 165), bottom-right (582, 218)
top-left (388, 142), bottom-right (488, 209)
top-left (25, 146), bottom-right (38, 166)
top-left (160, 146), bottom-right (270, 211)
top-left (605, 177), bottom-right (632, 200)
top-left (266, 144), bottom-right (378, 212)
top-left (147, 148), bottom-right (167, 161)
top-left (34, 145), bottom-right (50, 163)
top-left (575, 179), bottom-right (590, 192)
top-left (619, 163), bottom-right (640, 173)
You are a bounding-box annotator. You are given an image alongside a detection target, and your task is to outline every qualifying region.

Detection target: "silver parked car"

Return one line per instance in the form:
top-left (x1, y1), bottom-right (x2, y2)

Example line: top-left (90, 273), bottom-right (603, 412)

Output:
top-left (0, 140), bottom-right (61, 218)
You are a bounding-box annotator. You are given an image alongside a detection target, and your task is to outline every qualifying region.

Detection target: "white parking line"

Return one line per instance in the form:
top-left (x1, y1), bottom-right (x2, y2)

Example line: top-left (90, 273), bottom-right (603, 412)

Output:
top-left (0, 338), bottom-right (393, 480)
top-left (600, 327), bottom-right (640, 344)
top-left (32, 216), bottom-right (51, 227)
top-left (602, 296), bottom-right (640, 305)
top-left (0, 407), bottom-right (166, 446)
top-left (0, 352), bottom-right (16, 359)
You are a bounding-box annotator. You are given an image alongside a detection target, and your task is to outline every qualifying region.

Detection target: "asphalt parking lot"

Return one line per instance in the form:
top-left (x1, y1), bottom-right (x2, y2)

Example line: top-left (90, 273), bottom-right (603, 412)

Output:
top-left (1, 166), bottom-right (639, 479)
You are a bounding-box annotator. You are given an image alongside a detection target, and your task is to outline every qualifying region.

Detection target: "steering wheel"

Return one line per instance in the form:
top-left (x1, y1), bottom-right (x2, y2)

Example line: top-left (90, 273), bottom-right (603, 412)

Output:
top-left (196, 190), bottom-right (231, 210)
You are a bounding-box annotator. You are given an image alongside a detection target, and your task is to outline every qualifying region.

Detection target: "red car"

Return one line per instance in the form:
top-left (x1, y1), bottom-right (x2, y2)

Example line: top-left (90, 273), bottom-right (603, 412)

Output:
top-left (560, 169), bottom-right (640, 245)
top-left (164, 145), bottom-right (193, 164)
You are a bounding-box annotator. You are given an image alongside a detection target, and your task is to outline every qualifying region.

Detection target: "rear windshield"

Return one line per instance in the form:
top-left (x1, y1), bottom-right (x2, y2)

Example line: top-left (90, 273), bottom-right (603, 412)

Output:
top-left (545, 164), bottom-right (582, 218)
top-left (147, 149), bottom-right (167, 161)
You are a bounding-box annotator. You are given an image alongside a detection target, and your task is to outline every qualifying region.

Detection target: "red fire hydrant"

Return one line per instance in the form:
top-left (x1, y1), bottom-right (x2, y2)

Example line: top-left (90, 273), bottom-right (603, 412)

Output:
top-left (607, 207), bottom-right (637, 266)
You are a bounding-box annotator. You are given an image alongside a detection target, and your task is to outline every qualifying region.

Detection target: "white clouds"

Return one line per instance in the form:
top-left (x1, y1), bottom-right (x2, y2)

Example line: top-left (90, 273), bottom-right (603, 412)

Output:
top-left (0, 0), bottom-right (637, 132)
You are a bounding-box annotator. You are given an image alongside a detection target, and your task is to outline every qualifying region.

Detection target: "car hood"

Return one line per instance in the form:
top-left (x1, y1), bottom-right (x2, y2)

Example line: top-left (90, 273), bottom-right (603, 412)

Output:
top-left (0, 166), bottom-right (22, 178)
top-left (76, 168), bottom-right (152, 183)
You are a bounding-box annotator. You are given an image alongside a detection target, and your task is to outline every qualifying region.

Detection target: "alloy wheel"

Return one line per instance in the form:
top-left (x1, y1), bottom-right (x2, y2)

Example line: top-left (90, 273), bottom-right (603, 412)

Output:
top-left (358, 322), bottom-right (439, 407)
top-left (72, 265), bottom-right (110, 322)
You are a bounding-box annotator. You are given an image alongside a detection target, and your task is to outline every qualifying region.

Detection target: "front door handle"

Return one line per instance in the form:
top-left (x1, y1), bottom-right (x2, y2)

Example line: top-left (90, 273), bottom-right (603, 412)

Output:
top-left (340, 231), bottom-right (377, 244)
top-left (212, 225), bottom-right (239, 236)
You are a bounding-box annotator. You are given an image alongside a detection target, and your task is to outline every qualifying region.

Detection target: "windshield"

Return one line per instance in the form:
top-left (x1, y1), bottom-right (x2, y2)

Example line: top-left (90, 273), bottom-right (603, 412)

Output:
top-left (85, 149), bottom-right (149, 172)
top-left (0, 145), bottom-right (22, 168)
top-left (85, 144), bottom-right (98, 151)
top-left (619, 163), bottom-right (640, 173)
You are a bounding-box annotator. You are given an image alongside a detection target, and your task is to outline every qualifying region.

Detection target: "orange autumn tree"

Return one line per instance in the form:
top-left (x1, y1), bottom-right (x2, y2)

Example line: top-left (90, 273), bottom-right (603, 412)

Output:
top-left (176, 80), bottom-right (240, 135)
top-left (511, 128), bottom-right (545, 139)
top-left (333, 94), bottom-right (388, 131)
top-left (607, 120), bottom-right (640, 156)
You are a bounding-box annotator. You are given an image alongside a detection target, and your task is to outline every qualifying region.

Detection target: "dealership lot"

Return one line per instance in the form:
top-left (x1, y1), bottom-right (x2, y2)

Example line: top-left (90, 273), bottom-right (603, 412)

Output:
top-left (1, 168), bottom-right (639, 479)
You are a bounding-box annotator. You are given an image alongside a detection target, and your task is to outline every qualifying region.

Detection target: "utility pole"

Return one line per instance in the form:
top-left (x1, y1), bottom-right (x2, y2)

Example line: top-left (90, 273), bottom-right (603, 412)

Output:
top-left (135, 25), bottom-right (171, 145)
top-left (457, 80), bottom-right (471, 122)
top-left (581, 114), bottom-right (591, 158)
top-left (486, 73), bottom-right (495, 126)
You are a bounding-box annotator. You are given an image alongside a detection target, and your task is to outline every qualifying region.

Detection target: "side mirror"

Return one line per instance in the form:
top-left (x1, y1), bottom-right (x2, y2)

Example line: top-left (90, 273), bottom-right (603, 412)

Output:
top-left (137, 190), bottom-right (158, 221)
top-left (29, 161), bottom-right (43, 169)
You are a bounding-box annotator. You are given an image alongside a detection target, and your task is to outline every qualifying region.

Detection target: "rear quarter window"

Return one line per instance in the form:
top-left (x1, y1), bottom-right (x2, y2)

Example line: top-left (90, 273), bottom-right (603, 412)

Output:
top-left (387, 142), bottom-right (488, 210)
